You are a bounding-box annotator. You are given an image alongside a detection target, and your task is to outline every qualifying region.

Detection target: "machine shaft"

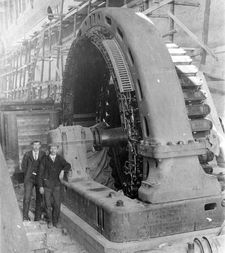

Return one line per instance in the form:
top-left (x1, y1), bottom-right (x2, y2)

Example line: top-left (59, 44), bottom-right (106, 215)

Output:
top-left (92, 127), bottom-right (128, 148)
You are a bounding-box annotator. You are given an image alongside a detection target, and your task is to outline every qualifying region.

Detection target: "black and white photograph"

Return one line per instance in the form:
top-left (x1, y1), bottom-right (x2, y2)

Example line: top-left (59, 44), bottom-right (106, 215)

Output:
top-left (0, 1), bottom-right (225, 252)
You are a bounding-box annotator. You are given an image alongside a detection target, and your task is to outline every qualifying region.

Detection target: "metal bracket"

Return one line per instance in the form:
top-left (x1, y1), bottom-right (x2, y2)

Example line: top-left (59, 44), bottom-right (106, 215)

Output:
top-left (138, 141), bottom-right (207, 159)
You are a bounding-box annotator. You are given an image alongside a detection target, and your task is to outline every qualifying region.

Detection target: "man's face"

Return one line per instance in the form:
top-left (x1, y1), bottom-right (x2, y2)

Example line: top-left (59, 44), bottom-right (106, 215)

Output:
top-left (50, 146), bottom-right (58, 156)
top-left (32, 142), bottom-right (41, 152)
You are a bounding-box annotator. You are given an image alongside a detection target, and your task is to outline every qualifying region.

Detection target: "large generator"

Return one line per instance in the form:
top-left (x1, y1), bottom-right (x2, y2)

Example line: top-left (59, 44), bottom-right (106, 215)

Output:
top-left (47, 7), bottom-right (224, 249)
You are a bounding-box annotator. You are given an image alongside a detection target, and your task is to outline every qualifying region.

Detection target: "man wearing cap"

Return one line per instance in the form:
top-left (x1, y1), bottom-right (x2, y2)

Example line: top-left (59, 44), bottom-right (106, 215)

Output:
top-left (38, 143), bottom-right (71, 228)
top-left (21, 140), bottom-right (45, 221)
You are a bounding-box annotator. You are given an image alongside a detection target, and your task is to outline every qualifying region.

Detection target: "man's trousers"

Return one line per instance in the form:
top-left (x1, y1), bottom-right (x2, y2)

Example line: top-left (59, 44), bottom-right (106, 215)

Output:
top-left (23, 180), bottom-right (42, 220)
top-left (44, 186), bottom-right (61, 225)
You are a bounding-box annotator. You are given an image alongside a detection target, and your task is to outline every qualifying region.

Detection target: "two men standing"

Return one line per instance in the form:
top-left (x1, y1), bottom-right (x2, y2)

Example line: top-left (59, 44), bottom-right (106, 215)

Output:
top-left (22, 141), bottom-right (71, 228)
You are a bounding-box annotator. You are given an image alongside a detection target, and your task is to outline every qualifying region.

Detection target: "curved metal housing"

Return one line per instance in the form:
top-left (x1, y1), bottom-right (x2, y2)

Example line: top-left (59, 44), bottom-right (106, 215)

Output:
top-left (63, 7), bottom-right (221, 203)
top-left (60, 8), bottom-right (224, 242)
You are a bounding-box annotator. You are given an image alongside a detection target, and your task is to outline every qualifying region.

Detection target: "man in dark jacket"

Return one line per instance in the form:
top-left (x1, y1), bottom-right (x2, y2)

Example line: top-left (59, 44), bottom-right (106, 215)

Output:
top-left (21, 140), bottom-right (45, 221)
top-left (39, 143), bottom-right (71, 228)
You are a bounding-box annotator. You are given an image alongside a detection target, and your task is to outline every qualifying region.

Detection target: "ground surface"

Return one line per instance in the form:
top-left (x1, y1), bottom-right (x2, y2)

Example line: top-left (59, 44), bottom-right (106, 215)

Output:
top-left (14, 183), bottom-right (89, 253)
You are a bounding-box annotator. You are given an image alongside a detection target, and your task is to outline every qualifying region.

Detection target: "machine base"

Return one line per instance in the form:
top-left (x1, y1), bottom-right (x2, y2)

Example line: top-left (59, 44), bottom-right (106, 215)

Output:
top-left (61, 204), bottom-right (222, 253)
top-left (63, 179), bottom-right (224, 243)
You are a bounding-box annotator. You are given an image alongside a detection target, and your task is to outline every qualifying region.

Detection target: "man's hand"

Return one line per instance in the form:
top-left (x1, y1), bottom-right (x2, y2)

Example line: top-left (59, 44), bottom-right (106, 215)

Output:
top-left (39, 187), bottom-right (44, 194)
top-left (59, 170), bottom-right (64, 181)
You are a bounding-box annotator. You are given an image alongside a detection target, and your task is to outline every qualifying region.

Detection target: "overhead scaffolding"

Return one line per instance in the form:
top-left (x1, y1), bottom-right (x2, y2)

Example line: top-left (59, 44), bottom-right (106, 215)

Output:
top-left (0, 0), bottom-right (217, 103)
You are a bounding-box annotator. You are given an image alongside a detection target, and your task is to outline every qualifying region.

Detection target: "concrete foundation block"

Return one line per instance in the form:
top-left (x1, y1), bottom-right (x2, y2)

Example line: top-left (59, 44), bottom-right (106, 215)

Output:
top-left (60, 204), bottom-right (220, 253)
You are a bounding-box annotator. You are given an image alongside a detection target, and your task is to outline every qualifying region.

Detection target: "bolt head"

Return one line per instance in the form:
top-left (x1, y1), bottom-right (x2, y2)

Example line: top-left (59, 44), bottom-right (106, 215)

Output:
top-left (116, 200), bottom-right (124, 207)
top-left (221, 199), bottom-right (225, 207)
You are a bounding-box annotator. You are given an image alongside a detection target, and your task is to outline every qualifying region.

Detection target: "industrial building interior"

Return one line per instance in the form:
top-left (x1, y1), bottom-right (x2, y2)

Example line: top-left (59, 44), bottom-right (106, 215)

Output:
top-left (0, 0), bottom-right (225, 252)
